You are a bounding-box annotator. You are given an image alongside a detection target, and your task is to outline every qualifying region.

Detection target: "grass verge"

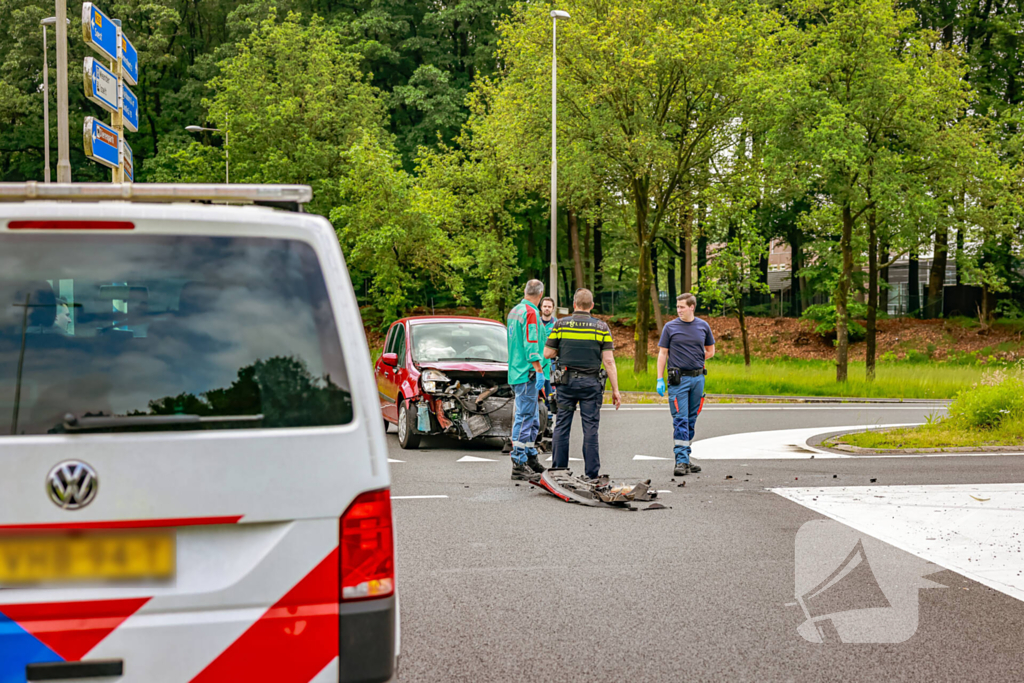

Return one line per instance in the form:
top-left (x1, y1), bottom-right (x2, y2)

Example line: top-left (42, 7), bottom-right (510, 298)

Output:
top-left (613, 355), bottom-right (983, 399)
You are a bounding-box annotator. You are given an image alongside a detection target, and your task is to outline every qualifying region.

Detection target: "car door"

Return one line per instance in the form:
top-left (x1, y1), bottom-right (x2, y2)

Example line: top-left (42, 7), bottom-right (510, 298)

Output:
top-left (377, 323), bottom-right (403, 423)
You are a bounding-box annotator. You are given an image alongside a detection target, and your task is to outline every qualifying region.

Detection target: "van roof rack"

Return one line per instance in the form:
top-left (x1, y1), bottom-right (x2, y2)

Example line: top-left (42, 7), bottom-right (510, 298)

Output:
top-left (0, 182), bottom-right (312, 212)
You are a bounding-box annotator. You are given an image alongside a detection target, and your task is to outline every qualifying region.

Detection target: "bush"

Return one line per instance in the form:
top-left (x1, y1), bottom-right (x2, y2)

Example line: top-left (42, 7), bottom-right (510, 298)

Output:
top-left (947, 368), bottom-right (1024, 428)
top-left (801, 303), bottom-right (867, 342)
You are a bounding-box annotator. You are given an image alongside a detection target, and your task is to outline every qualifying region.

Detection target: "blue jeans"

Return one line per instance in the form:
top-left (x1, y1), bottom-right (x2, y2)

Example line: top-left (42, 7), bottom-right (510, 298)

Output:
top-left (552, 375), bottom-right (603, 479)
top-left (510, 381), bottom-right (540, 465)
top-left (668, 375), bottom-right (705, 464)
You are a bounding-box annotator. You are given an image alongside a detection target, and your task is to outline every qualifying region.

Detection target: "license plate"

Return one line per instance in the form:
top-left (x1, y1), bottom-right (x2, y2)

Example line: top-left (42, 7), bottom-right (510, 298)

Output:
top-left (0, 531), bottom-right (175, 585)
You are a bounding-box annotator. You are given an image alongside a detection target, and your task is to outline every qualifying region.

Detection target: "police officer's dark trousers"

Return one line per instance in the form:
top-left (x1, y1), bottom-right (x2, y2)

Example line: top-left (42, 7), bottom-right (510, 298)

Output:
top-left (551, 374), bottom-right (603, 479)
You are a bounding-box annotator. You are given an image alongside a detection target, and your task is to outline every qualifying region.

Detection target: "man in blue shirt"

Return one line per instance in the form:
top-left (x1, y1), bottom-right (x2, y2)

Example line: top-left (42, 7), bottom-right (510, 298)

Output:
top-left (656, 293), bottom-right (715, 475)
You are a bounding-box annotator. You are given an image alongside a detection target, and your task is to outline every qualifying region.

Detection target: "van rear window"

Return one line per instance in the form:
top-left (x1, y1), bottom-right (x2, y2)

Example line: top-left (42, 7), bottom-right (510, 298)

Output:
top-left (1, 234), bottom-right (352, 435)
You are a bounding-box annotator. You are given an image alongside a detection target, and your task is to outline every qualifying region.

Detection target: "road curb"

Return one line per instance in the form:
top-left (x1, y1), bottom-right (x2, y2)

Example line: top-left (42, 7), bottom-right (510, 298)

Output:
top-left (612, 391), bottom-right (950, 405)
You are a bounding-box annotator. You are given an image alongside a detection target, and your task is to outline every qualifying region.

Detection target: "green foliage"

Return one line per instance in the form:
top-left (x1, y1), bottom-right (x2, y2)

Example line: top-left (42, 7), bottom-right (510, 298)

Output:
top-left (948, 369), bottom-right (1024, 429)
top-left (801, 303), bottom-right (868, 342)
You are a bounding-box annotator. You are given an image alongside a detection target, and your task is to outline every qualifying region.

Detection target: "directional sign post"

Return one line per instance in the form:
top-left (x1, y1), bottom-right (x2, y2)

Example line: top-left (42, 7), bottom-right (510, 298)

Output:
top-left (81, 3), bottom-right (117, 62)
top-left (81, 3), bottom-right (138, 183)
top-left (83, 57), bottom-right (118, 114)
top-left (121, 82), bottom-right (138, 133)
top-left (120, 138), bottom-right (133, 182)
top-left (120, 31), bottom-right (138, 86)
top-left (83, 117), bottom-right (120, 169)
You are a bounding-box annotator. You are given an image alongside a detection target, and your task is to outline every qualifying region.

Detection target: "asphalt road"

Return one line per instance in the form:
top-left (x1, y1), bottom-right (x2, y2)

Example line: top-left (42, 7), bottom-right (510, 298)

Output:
top-left (387, 404), bottom-right (1024, 682)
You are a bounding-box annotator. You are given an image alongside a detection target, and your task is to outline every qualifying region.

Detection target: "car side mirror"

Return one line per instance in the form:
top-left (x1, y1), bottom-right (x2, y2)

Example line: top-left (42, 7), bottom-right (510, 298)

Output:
top-left (381, 352), bottom-right (398, 367)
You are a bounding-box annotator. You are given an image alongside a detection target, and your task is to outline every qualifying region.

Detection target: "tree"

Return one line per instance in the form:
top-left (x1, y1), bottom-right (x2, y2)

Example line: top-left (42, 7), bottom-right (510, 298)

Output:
top-left (492, 0), bottom-right (777, 371)
top-left (146, 11), bottom-right (385, 215)
top-left (757, 0), bottom-right (972, 381)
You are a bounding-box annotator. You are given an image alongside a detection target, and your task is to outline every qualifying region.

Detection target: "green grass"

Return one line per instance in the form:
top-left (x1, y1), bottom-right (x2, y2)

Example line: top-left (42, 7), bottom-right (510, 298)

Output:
top-left (613, 355), bottom-right (986, 399)
top-left (829, 417), bottom-right (1024, 450)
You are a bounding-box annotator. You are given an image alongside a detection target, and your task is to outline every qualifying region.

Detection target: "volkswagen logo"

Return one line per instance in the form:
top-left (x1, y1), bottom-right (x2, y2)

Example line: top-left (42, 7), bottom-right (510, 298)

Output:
top-left (46, 461), bottom-right (98, 510)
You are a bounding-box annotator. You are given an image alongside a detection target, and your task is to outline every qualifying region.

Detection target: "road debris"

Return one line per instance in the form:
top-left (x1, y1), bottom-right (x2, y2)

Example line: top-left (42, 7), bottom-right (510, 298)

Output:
top-left (529, 469), bottom-right (659, 510)
top-left (970, 495), bottom-right (991, 502)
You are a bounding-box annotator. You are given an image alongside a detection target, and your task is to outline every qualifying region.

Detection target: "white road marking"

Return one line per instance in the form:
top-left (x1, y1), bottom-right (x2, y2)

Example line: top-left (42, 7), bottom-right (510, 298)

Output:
top-left (690, 424), bottom-right (922, 460)
top-left (544, 456), bottom-right (583, 462)
top-left (456, 455), bottom-right (498, 463)
top-left (388, 458), bottom-right (404, 463)
top-left (634, 454), bottom-right (671, 461)
top-left (604, 405), bottom-right (944, 411)
top-left (774, 483), bottom-right (1024, 604)
top-left (392, 495), bottom-right (449, 500)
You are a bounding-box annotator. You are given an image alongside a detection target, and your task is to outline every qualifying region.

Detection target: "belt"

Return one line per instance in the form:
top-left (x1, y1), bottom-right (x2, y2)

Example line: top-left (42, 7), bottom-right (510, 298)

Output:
top-left (678, 368), bottom-right (703, 377)
top-left (566, 368), bottom-right (601, 378)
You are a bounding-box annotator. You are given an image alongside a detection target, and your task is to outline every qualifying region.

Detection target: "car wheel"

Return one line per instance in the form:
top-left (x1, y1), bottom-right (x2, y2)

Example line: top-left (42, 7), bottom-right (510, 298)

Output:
top-left (397, 399), bottom-right (421, 450)
top-left (538, 401), bottom-right (549, 435)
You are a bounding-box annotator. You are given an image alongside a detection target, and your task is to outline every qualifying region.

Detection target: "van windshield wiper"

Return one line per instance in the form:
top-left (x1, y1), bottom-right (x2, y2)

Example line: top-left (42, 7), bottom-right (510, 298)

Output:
top-left (61, 413), bottom-right (264, 432)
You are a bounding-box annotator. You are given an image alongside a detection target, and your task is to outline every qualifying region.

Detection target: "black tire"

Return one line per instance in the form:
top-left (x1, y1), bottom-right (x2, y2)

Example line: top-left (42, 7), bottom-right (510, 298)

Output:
top-left (538, 401), bottom-right (549, 435)
top-left (397, 399), bottom-right (421, 450)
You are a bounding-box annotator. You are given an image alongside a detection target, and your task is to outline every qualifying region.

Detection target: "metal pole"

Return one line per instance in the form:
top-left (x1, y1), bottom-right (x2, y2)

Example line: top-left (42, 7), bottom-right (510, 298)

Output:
top-left (55, 0), bottom-right (71, 182)
top-left (42, 24), bottom-right (50, 183)
top-left (549, 16), bottom-right (558, 311)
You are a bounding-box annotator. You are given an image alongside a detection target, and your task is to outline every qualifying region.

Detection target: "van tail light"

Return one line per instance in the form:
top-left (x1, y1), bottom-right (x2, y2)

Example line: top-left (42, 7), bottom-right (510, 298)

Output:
top-left (7, 220), bottom-right (134, 230)
top-left (340, 489), bottom-right (394, 602)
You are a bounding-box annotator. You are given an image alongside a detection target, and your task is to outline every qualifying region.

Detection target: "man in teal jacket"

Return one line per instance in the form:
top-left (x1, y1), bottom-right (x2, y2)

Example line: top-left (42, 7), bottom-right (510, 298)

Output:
top-left (506, 279), bottom-right (548, 481)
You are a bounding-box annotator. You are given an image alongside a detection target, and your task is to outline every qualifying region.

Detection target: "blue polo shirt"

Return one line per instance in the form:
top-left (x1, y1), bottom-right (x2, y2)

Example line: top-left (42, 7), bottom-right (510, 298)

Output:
top-left (658, 317), bottom-right (715, 371)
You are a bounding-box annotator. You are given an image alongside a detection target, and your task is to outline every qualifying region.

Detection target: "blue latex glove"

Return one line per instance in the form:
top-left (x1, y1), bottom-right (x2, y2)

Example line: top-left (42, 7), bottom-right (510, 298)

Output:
top-left (536, 374), bottom-right (547, 393)
top-left (656, 378), bottom-right (666, 397)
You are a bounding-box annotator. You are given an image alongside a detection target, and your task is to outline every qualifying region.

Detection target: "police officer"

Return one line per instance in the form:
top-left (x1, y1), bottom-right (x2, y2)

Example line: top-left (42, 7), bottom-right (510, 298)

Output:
top-left (544, 288), bottom-right (621, 480)
top-left (506, 279), bottom-right (548, 481)
top-left (656, 293), bottom-right (715, 476)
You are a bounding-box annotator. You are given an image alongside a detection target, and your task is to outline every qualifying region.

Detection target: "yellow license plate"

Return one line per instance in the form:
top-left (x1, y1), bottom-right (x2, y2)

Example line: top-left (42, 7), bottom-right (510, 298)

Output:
top-left (0, 531), bottom-right (175, 585)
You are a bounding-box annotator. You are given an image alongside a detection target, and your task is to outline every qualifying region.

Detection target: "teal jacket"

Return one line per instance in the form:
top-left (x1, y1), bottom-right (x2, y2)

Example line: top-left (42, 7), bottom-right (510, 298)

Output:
top-left (539, 316), bottom-right (557, 379)
top-left (506, 299), bottom-right (543, 385)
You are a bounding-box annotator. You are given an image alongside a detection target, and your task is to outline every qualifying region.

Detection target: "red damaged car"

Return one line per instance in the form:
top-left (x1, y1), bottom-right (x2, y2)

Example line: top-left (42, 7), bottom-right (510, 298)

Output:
top-left (375, 316), bottom-right (547, 449)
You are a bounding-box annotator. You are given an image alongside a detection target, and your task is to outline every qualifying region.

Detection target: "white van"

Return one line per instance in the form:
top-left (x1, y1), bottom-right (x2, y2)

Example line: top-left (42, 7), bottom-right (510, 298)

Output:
top-left (0, 183), bottom-right (397, 682)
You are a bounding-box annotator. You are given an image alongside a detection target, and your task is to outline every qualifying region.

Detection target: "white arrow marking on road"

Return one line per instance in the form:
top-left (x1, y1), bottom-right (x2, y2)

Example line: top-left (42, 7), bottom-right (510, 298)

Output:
top-left (387, 458), bottom-right (404, 463)
top-left (392, 495), bottom-right (449, 499)
top-left (456, 455), bottom-right (498, 463)
top-left (690, 424), bottom-right (921, 460)
top-left (774, 483), bottom-right (1024, 604)
top-left (633, 454), bottom-right (671, 460)
top-left (543, 456), bottom-right (583, 462)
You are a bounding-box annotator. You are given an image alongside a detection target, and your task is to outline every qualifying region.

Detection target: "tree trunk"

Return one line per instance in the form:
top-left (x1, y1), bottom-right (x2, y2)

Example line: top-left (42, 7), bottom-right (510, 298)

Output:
top-left (697, 235), bottom-right (708, 302)
top-left (634, 238), bottom-right (651, 373)
top-left (568, 209), bottom-right (585, 291)
top-left (560, 265), bottom-right (572, 306)
top-left (926, 227), bottom-right (948, 319)
top-left (955, 226), bottom-right (964, 285)
top-left (683, 220), bottom-right (693, 292)
top-left (789, 237), bottom-right (802, 317)
top-left (866, 212), bottom-right (879, 381)
top-left (584, 217), bottom-right (592, 291)
top-left (907, 251), bottom-right (920, 317)
top-left (650, 280), bottom-right (665, 335)
top-left (738, 298), bottom-right (751, 367)
top-left (836, 205), bottom-right (854, 382)
top-left (667, 242), bottom-right (677, 306)
top-left (593, 214), bottom-right (603, 300)
top-left (758, 247), bottom-right (769, 308)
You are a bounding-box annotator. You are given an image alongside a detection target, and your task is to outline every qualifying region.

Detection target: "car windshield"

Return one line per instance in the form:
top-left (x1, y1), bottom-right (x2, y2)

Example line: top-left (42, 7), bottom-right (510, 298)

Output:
top-left (0, 234), bottom-right (351, 435)
top-left (411, 322), bottom-right (508, 363)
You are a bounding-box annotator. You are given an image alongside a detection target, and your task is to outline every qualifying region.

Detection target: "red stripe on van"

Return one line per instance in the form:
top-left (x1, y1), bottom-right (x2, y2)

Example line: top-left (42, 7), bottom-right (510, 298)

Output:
top-left (0, 516), bottom-right (242, 532)
top-left (0, 597), bottom-right (149, 661)
top-left (190, 548), bottom-right (340, 683)
top-left (7, 220), bottom-right (134, 230)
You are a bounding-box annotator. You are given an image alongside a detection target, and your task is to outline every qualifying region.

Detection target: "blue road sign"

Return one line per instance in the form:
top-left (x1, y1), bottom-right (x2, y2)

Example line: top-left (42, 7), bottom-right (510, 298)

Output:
top-left (82, 3), bottom-right (118, 62)
top-left (121, 139), bottom-right (134, 182)
top-left (121, 83), bottom-right (139, 132)
top-left (120, 29), bottom-right (138, 86)
top-left (83, 57), bottom-right (119, 114)
top-left (83, 117), bottom-right (120, 169)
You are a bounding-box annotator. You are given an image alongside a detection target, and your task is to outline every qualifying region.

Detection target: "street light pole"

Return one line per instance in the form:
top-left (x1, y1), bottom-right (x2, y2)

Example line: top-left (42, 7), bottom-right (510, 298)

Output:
top-left (55, 0), bottom-right (71, 182)
top-left (185, 125), bottom-right (229, 183)
top-left (41, 19), bottom-right (52, 183)
top-left (549, 10), bottom-right (570, 311)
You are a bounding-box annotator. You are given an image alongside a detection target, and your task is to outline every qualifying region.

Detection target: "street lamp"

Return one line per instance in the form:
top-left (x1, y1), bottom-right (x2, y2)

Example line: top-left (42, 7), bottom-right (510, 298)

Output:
top-left (185, 125), bottom-right (229, 183)
top-left (550, 10), bottom-right (570, 311)
top-left (40, 17), bottom-right (69, 183)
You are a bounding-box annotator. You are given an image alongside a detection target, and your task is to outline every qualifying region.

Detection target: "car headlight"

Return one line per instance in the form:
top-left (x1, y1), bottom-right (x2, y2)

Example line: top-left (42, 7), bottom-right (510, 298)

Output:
top-left (420, 369), bottom-right (450, 394)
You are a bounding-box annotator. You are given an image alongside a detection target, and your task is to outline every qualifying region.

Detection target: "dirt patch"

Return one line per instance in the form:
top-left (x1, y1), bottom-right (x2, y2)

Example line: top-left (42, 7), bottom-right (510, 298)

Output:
top-left (362, 305), bottom-right (1023, 363)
